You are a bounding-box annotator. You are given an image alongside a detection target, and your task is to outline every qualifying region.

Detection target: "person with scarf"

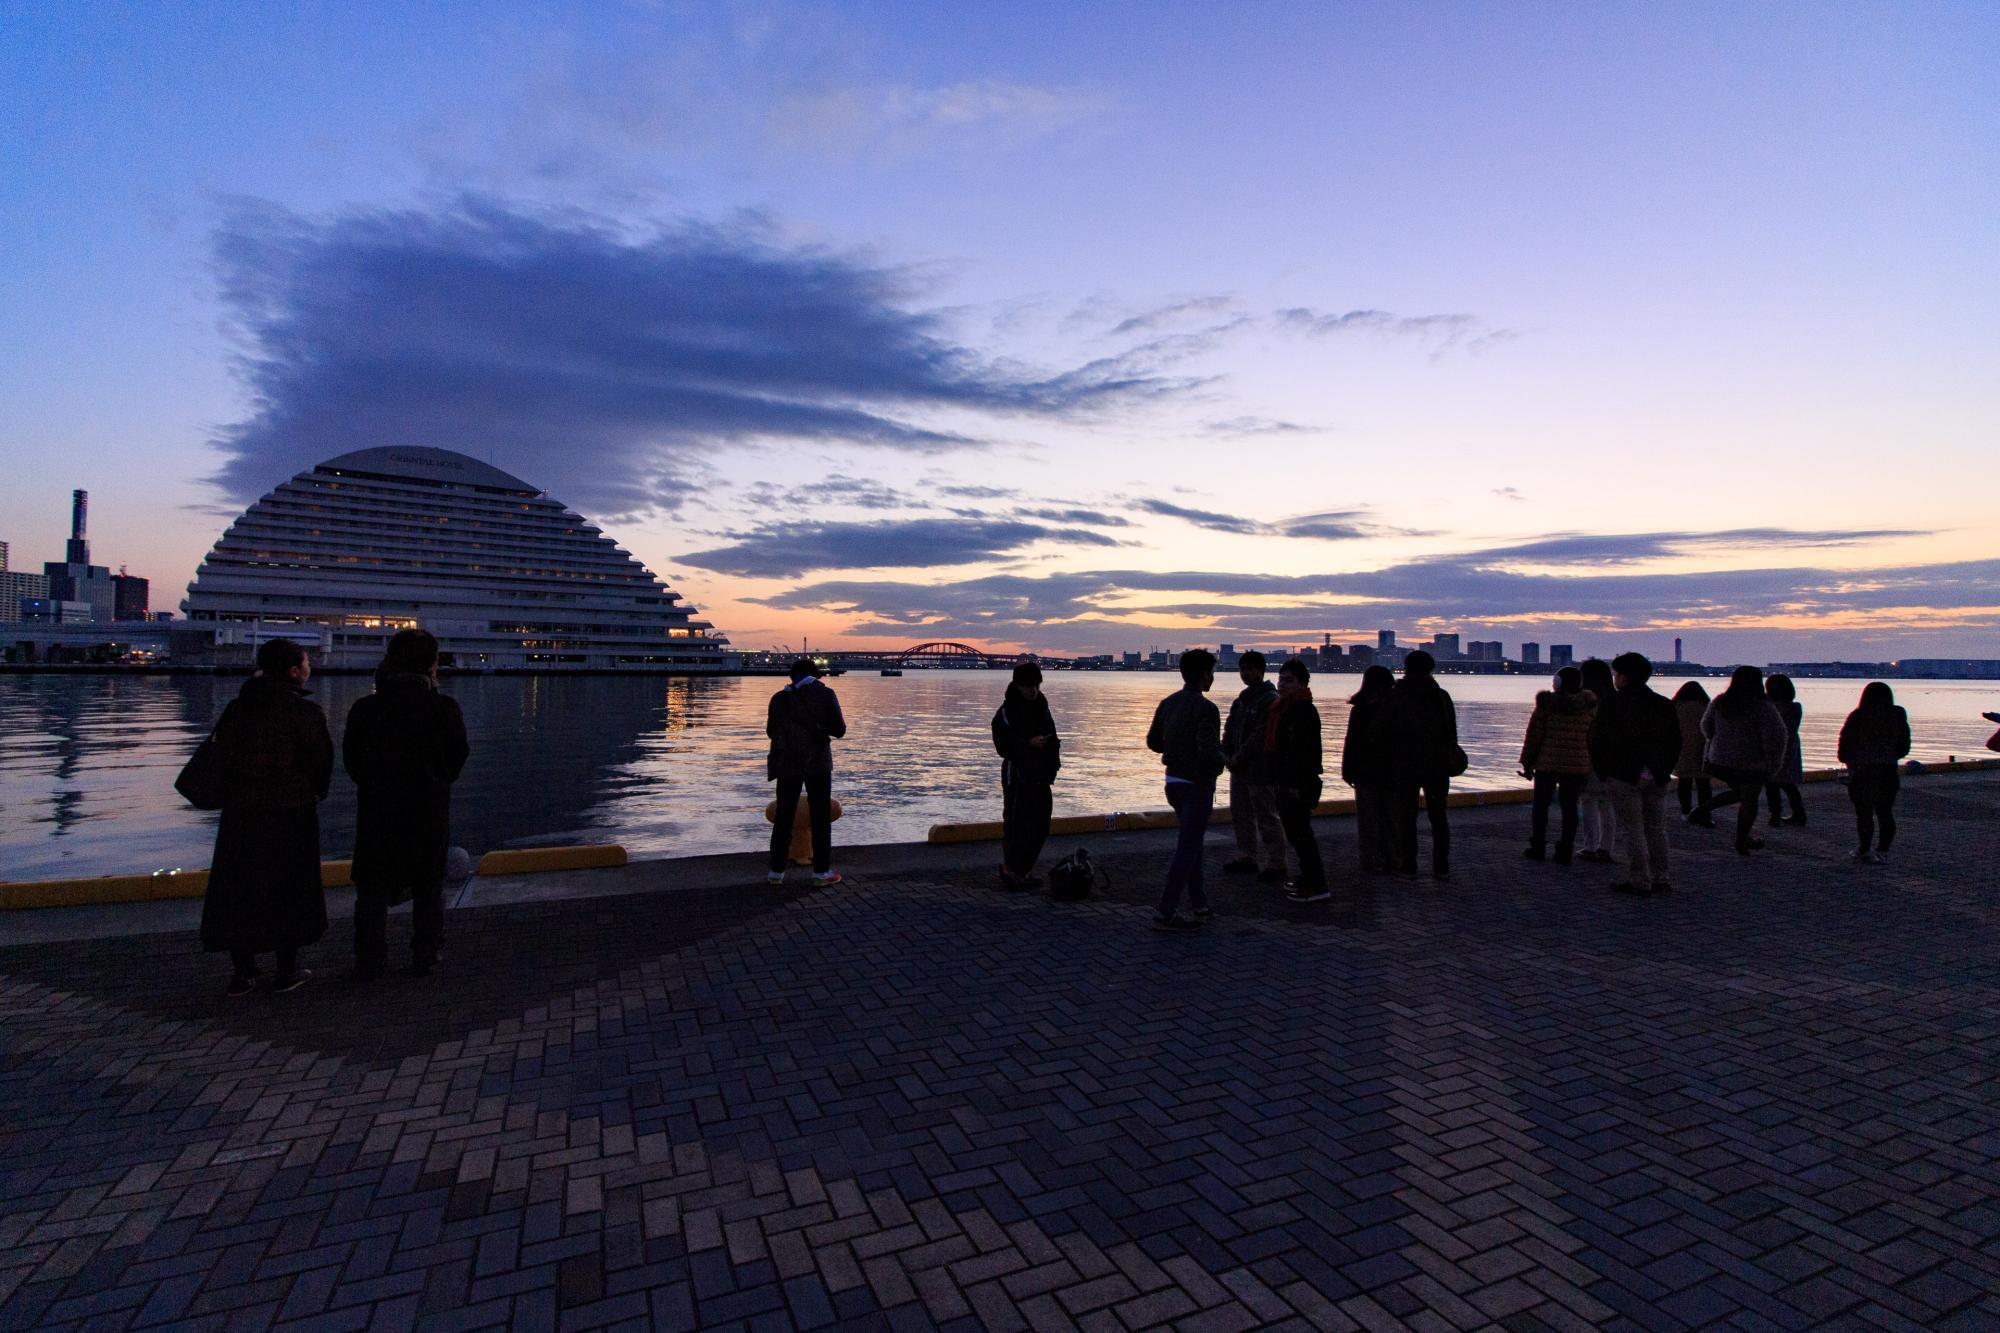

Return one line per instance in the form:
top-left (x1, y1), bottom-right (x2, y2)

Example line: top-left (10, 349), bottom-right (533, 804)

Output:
top-left (1265, 659), bottom-right (1329, 902)
top-left (1838, 682), bottom-right (1911, 864)
top-left (200, 637), bottom-right (333, 996)
top-left (343, 628), bottom-right (470, 978)
top-left (766, 657), bottom-right (848, 887)
top-left (991, 661), bottom-right (1061, 888)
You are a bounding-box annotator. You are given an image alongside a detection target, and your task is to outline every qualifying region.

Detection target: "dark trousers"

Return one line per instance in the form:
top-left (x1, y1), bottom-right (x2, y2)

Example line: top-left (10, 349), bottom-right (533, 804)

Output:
top-left (1353, 784), bottom-right (1394, 870)
top-left (230, 946), bottom-right (297, 979)
top-left (1158, 782), bottom-right (1213, 919)
top-left (1002, 780), bottom-right (1053, 878)
top-left (1276, 782), bottom-right (1325, 890)
top-left (1677, 772), bottom-right (1712, 815)
top-left (1765, 782), bottom-right (1804, 821)
top-left (1529, 772), bottom-right (1583, 854)
top-left (1393, 778), bottom-right (1451, 874)
top-left (1850, 764), bottom-right (1899, 852)
top-left (771, 772), bottom-right (833, 873)
top-left (1693, 766), bottom-right (1765, 850)
top-left (354, 884), bottom-right (445, 971)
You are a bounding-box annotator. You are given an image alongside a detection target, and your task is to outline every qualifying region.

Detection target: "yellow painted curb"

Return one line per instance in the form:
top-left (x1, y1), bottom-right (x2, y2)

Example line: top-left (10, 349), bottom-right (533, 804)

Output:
top-left (476, 845), bottom-right (628, 877)
top-left (1, 859), bottom-right (353, 911)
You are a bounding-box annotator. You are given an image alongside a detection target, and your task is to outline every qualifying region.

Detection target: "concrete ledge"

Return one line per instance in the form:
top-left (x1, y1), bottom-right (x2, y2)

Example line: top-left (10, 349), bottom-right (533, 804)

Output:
top-left (926, 758), bottom-right (2000, 845)
top-left (0, 859), bottom-right (355, 911)
top-left (475, 845), bottom-right (628, 877)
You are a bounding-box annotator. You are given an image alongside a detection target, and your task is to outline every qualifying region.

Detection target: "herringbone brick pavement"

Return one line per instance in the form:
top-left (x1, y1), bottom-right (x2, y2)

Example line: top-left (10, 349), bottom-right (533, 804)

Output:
top-left (2, 773), bottom-right (1997, 1330)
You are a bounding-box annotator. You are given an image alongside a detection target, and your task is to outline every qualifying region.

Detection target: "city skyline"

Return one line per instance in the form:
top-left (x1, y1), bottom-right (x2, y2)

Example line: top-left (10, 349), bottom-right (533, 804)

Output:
top-left (3, 3), bottom-right (1997, 661)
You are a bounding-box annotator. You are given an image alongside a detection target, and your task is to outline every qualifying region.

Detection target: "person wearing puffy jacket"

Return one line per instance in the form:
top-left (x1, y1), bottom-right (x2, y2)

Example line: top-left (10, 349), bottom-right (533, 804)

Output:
top-left (1518, 667), bottom-right (1595, 864)
top-left (1690, 665), bottom-right (1788, 855)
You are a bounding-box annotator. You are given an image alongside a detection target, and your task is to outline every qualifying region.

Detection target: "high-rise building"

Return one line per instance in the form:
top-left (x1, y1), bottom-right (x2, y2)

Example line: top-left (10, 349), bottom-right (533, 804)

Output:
top-left (1674, 637), bottom-right (1684, 664)
top-left (113, 570), bottom-right (150, 621)
top-left (1349, 644), bottom-right (1375, 667)
top-left (1468, 640), bottom-right (1503, 661)
top-left (0, 541), bottom-right (52, 619)
top-left (43, 488), bottom-right (114, 622)
top-left (1377, 629), bottom-right (1396, 652)
top-left (1521, 642), bottom-right (1541, 666)
top-left (182, 446), bottom-right (730, 670)
top-left (1430, 632), bottom-right (1461, 659)
top-left (1550, 644), bottom-right (1574, 668)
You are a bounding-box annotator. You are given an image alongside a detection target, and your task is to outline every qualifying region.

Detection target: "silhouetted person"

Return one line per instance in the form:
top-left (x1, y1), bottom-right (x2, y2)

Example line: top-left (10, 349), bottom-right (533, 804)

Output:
top-left (1268, 659), bottom-right (1329, 902)
top-left (1341, 665), bottom-right (1396, 872)
top-left (1386, 651), bottom-right (1458, 880)
top-left (343, 628), bottom-right (470, 979)
top-left (1671, 680), bottom-right (1714, 822)
top-left (1576, 657), bottom-right (1618, 862)
top-left (1519, 665), bottom-right (1594, 864)
top-left (767, 657), bottom-right (847, 887)
top-left (1690, 665), bottom-right (1788, 855)
top-left (1763, 673), bottom-right (1806, 826)
top-left (1839, 682), bottom-right (1911, 864)
top-left (1146, 648), bottom-right (1225, 930)
top-left (1590, 652), bottom-right (1682, 895)
top-left (992, 661), bottom-right (1060, 889)
top-left (201, 638), bottom-right (332, 996)
top-left (1221, 651), bottom-right (1286, 882)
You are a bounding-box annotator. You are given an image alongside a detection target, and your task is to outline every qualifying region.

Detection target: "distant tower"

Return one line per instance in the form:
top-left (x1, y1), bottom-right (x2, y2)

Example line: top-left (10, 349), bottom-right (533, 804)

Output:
top-left (1521, 642), bottom-right (1541, 666)
top-left (1378, 629), bottom-right (1395, 652)
top-left (66, 489), bottom-right (89, 565)
top-left (1674, 637), bottom-right (1683, 664)
top-left (1550, 644), bottom-right (1574, 668)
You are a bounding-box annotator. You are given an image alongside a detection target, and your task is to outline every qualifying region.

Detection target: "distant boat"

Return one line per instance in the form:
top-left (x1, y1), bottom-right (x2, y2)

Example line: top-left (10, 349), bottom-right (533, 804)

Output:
top-left (880, 667), bottom-right (903, 676)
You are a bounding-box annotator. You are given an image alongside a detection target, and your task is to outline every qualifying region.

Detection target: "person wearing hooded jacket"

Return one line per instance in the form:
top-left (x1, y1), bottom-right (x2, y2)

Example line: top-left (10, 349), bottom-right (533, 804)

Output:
top-left (1266, 659), bottom-right (1329, 902)
top-left (200, 637), bottom-right (333, 996)
top-left (992, 661), bottom-right (1061, 889)
top-left (343, 628), bottom-right (470, 979)
top-left (1518, 666), bottom-right (1594, 864)
top-left (1221, 651), bottom-right (1286, 882)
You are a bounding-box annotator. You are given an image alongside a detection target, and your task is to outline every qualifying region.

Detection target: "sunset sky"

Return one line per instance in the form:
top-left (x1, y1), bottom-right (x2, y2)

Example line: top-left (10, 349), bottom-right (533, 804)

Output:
top-left (3, 2), bottom-right (1996, 661)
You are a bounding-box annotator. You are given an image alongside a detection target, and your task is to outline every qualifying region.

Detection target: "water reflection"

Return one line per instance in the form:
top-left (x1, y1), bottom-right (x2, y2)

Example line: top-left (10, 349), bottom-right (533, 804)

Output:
top-left (2, 672), bottom-right (1994, 882)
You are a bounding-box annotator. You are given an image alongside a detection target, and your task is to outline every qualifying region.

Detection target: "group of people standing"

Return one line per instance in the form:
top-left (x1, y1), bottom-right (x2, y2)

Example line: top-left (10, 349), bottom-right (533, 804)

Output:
top-left (195, 638), bottom-right (1929, 992)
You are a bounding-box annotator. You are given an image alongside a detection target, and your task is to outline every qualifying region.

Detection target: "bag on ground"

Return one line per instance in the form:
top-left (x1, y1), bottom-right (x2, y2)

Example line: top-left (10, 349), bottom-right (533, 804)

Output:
top-left (1048, 848), bottom-right (1105, 902)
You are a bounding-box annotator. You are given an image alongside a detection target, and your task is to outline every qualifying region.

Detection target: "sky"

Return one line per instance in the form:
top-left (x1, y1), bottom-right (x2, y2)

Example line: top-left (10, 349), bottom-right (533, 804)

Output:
top-left (2, 0), bottom-right (1996, 662)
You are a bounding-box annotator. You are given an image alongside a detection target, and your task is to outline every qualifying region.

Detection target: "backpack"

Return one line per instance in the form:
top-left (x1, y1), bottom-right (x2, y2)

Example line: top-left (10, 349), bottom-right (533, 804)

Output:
top-left (1048, 848), bottom-right (1106, 902)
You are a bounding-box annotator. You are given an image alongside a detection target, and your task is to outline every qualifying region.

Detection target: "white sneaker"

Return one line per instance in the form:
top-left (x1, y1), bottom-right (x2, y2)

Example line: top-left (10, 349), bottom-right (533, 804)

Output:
top-left (813, 870), bottom-right (842, 887)
top-left (766, 870), bottom-right (786, 886)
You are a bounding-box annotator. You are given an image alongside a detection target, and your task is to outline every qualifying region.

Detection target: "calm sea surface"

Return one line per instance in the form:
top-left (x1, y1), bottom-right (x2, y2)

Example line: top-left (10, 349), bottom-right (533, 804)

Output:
top-left (2, 672), bottom-right (1994, 881)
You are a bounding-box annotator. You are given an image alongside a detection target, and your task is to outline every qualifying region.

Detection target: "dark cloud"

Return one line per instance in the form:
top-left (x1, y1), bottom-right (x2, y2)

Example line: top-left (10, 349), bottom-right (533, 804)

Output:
top-left (740, 474), bottom-right (920, 513)
top-left (209, 199), bottom-right (1192, 515)
top-left (1133, 500), bottom-right (1415, 541)
top-left (931, 484), bottom-right (1019, 500)
top-left (1133, 498), bottom-right (1266, 535)
top-left (1013, 507), bottom-right (1132, 528)
top-left (750, 551), bottom-right (2000, 654)
top-left (1105, 295), bottom-right (1240, 338)
top-left (677, 517), bottom-right (1122, 579)
top-left (1466, 529), bottom-right (1929, 567)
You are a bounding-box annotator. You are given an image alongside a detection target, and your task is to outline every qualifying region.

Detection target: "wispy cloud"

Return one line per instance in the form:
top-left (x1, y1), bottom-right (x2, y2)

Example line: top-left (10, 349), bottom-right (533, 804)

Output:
top-left (678, 516), bottom-right (1124, 579)
top-left (1132, 499), bottom-right (1422, 541)
top-left (1276, 306), bottom-right (1518, 358)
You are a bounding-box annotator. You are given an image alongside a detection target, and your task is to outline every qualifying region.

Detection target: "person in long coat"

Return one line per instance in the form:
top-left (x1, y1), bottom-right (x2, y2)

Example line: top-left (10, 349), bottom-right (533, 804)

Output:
top-left (992, 661), bottom-right (1061, 889)
top-left (201, 638), bottom-right (333, 995)
top-left (343, 628), bottom-right (470, 978)
top-left (1385, 651), bottom-right (1460, 881)
top-left (1763, 673), bottom-right (1807, 826)
top-left (1340, 665), bottom-right (1397, 872)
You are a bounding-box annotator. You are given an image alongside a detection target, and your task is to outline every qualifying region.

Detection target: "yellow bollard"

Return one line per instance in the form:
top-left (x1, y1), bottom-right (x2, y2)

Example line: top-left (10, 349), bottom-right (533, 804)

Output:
top-left (764, 797), bottom-right (845, 865)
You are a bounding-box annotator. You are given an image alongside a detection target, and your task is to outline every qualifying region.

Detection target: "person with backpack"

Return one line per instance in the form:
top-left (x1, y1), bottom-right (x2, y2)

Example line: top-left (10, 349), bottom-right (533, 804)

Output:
top-left (1518, 665), bottom-right (1595, 864)
top-left (343, 628), bottom-right (470, 979)
top-left (1763, 673), bottom-right (1807, 827)
top-left (1266, 659), bottom-right (1330, 903)
top-left (1385, 651), bottom-right (1460, 881)
top-left (992, 661), bottom-right (1061, 889)
top-left (1145, 649), bottom-right (1226, 931)
top-left (1589, 652), bottom-right (1682, 895)
top-left (1220, 651), bottom-right (1286, 883)
top-left (1689, 664), bottom-right (1788, 855)
top-left (1838, 682), bottom-right (1912, 864)
top-left (766, 657), bottom-right (847, 887)
top-left (199, 638), bottom-right (333, 996)
top-left (1341, 665), bottom-right (1396, 872)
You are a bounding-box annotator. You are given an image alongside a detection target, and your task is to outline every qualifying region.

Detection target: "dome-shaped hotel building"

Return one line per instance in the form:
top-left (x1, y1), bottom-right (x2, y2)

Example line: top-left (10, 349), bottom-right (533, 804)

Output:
top-left (183, 447), bottom-right (731, 671)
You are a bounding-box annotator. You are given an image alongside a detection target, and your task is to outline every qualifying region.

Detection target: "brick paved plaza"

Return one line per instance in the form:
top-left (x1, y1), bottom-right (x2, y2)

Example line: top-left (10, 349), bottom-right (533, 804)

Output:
top-left (2, 772), bottom-right (1997, 1331)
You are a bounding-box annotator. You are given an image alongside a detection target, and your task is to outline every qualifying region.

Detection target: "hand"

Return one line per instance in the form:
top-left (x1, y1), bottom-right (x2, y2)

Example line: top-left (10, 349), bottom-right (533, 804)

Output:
top-left (1028, 735), bottom-right (1048, 749)
top-left (1983, 711), bottom-right (2000, 724)
top-left (1519, 767), bottom-right (1534, 780)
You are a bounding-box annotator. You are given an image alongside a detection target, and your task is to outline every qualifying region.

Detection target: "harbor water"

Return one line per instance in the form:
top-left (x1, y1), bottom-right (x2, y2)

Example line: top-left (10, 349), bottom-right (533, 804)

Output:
top-left (2, 672), bottom-right (1995, 882)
